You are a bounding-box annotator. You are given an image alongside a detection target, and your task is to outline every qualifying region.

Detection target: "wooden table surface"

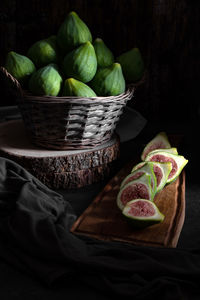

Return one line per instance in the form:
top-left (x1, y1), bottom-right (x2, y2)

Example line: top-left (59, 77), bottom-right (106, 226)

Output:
top-left (71, 160), bottom-right (185, 248)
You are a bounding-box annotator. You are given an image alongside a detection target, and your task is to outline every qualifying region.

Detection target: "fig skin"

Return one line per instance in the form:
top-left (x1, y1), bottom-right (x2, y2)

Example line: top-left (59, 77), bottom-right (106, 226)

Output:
top-left (62, 78), bottom-right (96, 97)
top-left (93, 38), bottom-right (114, 68)
top-left (5, 51), bottom-right (36, 86)
top-left (90, 63), bottom-right (125, 96)
top-left (63, 41), bottom-right (97, 83)
top-left (117, 47), bottom-right (145, 83)
top-left (27, 35), bottom-right (59, 68)
top-left (57, 11), bottom-right (92, 53)
top-left (29, 64), bottom-right (63, 96)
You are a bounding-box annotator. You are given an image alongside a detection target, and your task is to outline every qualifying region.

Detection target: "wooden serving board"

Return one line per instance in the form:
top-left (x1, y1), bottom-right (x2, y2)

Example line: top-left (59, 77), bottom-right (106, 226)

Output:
top-left (0, 120), bottom-right (120, 189)
top-left (70, 161), bottom-right (185, 248)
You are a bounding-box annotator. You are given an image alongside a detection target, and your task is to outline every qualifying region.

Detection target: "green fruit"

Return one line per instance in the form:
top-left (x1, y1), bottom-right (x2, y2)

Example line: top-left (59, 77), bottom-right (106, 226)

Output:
top-left (29, 64), bottom-right (62, 96)
top-left (57, 11), bottom-right (92, 53)
top-left (27, 35), bottom-right (59, 68)
top-left (131, 161), bottom-right (173, 193)
top-left (62, 78), bottom-right (96, 97)
top-left (131, 162), bottom-right (146, 172)
top-left (5, 51), bottom-right (36, 85)
top-left (90, 63), bottom-right (125, 96)
top-left (150, 162), bottom-right (172, 192)
top-left (121, 162), bottom-right (157, 198)
top-left (122, 199), bottom-right (165, 229)
top-left (117, 47), bottom-right (145, 83)
top-left (63, 41), bottom-right (97, 83)
top-left (93, 38), bottom-right (114, 68)
top-left (117, 173), bottom-right (152, 211)
top-left (156, 148), bottom-right (178, 155)
top-left (141, 132), bottom-right (171, 161)
top-left (46, 35), bottom-right (57, 46)
top-left (145, 150), bottom-right (188, 184)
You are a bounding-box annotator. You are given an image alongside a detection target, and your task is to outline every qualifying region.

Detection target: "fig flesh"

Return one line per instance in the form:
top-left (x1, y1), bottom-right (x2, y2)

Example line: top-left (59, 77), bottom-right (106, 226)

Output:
top-left (145, 150), bottom-right (188, 184)
top-left (122, 199), bottom-right (165, 229)
top-left (117, 173), bottom-right (152, 211)
top-left (121, 162), bottom-right (157, 197)
top-left (141, 132), bottom-right (171, 161)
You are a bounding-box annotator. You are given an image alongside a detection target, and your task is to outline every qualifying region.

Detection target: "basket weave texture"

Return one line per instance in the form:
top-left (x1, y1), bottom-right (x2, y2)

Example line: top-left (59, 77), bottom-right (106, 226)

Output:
top-left (1, 67), bottom-right (135, 150)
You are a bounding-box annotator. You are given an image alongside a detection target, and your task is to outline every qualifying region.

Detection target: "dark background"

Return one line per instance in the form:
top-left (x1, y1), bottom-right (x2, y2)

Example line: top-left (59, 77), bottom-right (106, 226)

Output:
top-left (0, 2), bottom-right (200, 299)
top-left (0, 0), bottom-right (200, 123)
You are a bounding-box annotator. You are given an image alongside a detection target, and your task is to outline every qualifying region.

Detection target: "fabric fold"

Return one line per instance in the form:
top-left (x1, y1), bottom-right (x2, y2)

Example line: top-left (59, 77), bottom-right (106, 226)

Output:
top-left (0, 156), bottom-right (200, 299)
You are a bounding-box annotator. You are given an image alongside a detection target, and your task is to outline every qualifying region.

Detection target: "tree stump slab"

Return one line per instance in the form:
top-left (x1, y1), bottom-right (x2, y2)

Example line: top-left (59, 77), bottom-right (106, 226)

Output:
top-left (0, 120), bottom-right (120, 189)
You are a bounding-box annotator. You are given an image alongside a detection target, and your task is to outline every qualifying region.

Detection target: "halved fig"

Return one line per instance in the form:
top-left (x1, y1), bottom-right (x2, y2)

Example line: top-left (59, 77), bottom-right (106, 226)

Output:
top-left (122, 199), bottom-right (165, 229)
top-left (131, 161), bottom-right (146, 172)
top-left (121, 162), bottom-right (157, 197)
top-left (149, 147), bottom-right (178, 155)
top-left (145, 150), bottom-right (188, 184)
top-left (152, 161), bottom-right (172, 192)
top-left (141, 132), bottom-right (171, 161)
top-left (131, 161), bottom-right (172, 193)
top-left (117, 173), bottom-right (152, 211)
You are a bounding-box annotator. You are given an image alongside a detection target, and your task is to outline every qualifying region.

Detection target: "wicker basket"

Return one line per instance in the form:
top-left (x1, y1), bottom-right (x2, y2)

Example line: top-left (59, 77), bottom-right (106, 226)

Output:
top-left (1, 67), bottom-right (137, 150)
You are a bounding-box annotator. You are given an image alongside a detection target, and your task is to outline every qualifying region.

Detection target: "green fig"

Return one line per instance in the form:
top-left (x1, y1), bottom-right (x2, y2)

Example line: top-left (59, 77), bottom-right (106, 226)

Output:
top-left (93, 38), bottom-right (114, 68)
top-left (29, 64), bottom-right (62, 96)
top-left (57, 11), bottom-right (92, 53)
top-left (90, 63), bottom-right (125, 96)
top-left (27, 35), bottom-right (59, 68)
top-left (117, 47), bottom-right (145, 83)
top-left (5, 51), bottom-right (36, 85)
top-left (62, 78), bottom-right (96, 97)
top-left (63, 41), bottom-right (97, 83)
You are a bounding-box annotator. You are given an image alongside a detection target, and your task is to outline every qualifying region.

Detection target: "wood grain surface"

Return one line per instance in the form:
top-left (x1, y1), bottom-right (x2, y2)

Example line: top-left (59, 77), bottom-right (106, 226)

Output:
top-left (0, 120), bottom-right (120, 189)
top-left (70, 161), bottom-right (185, 248)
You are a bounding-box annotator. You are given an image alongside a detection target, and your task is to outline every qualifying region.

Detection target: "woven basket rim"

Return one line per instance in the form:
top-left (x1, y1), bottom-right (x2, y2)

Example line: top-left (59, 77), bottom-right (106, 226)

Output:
top-left (19, 85), bottom-right (134, 104)
top-left (0, 66), bottom-right (147, 104)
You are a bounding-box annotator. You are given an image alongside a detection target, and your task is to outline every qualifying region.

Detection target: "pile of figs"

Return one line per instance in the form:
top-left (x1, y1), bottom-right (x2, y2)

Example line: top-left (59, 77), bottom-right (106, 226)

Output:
top-left (4, 11), bottom-right (145, 97)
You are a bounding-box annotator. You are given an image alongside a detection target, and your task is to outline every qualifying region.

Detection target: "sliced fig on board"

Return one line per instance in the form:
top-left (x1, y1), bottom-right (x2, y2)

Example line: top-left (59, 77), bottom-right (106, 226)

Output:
top-left (141, 132), bottom-right (171, 161)
top-left (121, 162), bottom-right (157, 197)
top-left (131, 161), bottom-right (172, 193)
top-left (145, 150), bottom-right (188, 184)
top-left (152, 147), bottom-right (178, 155)
top-left (152, 161), bottom-right (172, 192)
top-left (117, 173), bottom-right (152, 211)
top-left (131, 161), bottom-right (146, 173)
top-left (122, 199), bottom-right (165, 229)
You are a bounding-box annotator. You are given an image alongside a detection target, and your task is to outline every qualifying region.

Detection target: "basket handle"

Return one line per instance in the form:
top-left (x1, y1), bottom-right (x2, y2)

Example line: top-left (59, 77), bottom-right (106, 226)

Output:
top-left (0, 66), bottom-right (23, 98)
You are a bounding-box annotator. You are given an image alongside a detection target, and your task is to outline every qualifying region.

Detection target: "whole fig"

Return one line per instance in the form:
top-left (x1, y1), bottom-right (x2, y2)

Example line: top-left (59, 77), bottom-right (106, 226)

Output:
top-left (90, 63), bottom-right (125, 96)
top-left (57, 11), bottom-right (92, 53)
top-left (117, 48), bottom-right (145, 83)
top-left (29, 64), bottom-right (63, 96)
top-left (93, 38), bottom-right (114, 68)
top-left (62, 78), bottom-right (96, 97)
top-left (63, 41), bottom-right (97, 83)
top-left (5, 51), bottom-right (36, 85)
top-left (27, 35), bottom-right (59, 68)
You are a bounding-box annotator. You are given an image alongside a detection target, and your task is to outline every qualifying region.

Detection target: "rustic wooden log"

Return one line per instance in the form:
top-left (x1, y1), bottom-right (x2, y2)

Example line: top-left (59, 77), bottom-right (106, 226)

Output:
top-left (0, 120), bottom-right (120, 189)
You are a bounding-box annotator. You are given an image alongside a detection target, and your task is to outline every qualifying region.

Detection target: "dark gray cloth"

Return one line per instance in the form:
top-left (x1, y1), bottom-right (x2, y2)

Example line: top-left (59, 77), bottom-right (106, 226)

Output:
top-left (0, 157), bottom-right (200, 299)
